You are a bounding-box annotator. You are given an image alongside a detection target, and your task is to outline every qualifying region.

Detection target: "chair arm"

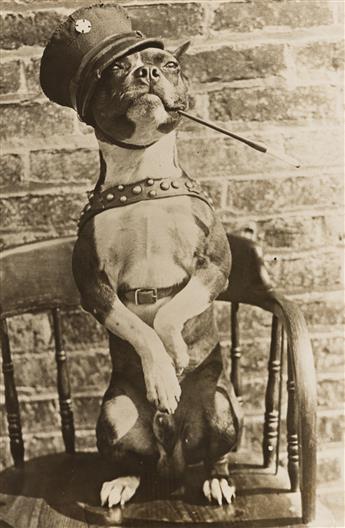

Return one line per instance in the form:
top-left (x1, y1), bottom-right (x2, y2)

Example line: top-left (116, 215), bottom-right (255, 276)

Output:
top-left (218, 233), bottom-right (317, 523)
top-left (270, 293), bottom-right (317, 524)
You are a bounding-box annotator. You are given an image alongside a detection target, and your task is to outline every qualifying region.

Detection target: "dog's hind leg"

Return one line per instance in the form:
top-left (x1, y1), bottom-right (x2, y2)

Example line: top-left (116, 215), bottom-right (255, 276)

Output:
top-left (202, 382), bottom-right (243, 505)
top-left (96, 379), bottom-right (158, 507)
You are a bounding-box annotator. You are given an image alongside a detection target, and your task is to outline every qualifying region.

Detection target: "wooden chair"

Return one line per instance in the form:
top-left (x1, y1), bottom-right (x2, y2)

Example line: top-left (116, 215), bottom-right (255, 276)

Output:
top-left (0, 234), bottom-right (324, 527)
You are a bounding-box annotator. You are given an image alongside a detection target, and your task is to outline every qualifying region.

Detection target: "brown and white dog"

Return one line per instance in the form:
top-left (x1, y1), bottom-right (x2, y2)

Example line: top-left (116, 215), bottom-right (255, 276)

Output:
top-left (72, 44), bottom-right (242, 508)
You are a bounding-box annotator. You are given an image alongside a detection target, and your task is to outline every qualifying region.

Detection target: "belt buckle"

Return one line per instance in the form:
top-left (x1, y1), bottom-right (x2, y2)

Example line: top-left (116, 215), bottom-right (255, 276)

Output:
top-left (134, 288), bottom-right (158, 305)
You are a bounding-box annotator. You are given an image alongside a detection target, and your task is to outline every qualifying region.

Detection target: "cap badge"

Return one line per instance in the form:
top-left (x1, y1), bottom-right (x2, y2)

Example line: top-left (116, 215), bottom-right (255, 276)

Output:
top-left (75, 19), bottom-right (92, 34)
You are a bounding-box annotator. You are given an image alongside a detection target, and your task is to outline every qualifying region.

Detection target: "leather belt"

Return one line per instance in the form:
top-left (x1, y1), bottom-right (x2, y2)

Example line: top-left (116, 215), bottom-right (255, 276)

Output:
top-left (119, 281), bottom-right (188, 305)
top-left (78, 174), bottom-right (214, 233)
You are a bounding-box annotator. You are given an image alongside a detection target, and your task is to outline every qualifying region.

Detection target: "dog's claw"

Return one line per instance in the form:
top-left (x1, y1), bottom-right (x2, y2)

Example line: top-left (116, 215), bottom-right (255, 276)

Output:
top-left (100, 481), bottom-right (112, 506)
top-left (203, 477), bottom-right (236, 506)
top-left (108, 487), bottom-right (122, 508)
top-left (211, 478), bottom-right (223, 506)
top-left (220, 478), bottom-right (233, 505)
top-left (100, 476), bottom-right (140, 508)
top-left (202, 480), bottom-right (212, 502)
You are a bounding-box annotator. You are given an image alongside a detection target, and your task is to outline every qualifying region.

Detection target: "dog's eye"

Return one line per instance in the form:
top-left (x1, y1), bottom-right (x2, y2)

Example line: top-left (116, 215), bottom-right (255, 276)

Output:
top-left (111, 63), bottom-right (123, 71)
top-left (165, 61), bottom-right (179, 69)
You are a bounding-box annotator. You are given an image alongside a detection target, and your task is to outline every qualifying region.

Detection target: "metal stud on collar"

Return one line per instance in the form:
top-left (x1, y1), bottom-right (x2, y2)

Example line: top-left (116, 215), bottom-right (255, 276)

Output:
top-left (132, 185), bottom-right (142, 195)
top-left (161, 181), bottom-right (170, 190)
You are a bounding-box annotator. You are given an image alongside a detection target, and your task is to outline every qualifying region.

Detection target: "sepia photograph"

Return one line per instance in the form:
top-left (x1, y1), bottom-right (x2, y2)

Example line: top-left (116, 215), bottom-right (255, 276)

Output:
top-left (0, 0), bottom-right (344, 527)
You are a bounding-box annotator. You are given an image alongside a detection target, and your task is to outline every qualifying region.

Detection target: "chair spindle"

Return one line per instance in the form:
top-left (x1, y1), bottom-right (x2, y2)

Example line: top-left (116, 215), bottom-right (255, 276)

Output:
top-left (52, 308), bottom-right (75, 454)
top-left (230, 302), bottom-right (242, 404)
top-left (263, 315), bottom-right (282, 469)
top-left (287, 346), bottom-right (299, 491)
top-left (0, 318), bottom-right (24, 466)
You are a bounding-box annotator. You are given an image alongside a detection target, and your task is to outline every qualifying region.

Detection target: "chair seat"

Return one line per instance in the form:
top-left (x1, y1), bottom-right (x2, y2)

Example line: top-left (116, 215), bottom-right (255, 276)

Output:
top-left (0, 451), bottom-right (334, 528)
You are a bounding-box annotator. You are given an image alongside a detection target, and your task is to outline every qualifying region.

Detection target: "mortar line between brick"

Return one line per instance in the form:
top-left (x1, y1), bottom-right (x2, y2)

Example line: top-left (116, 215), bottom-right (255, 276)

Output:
top-left (219, 329), bottom-right (345, 345)
top-left (204, 167), bottom-right (344, 182)
top-left (3, 170), bottom-right (343, 192)
top-left (220, 207), bottom-right (344, 223)
top-left (178, 121), bottom-right (344, 135)
top-left (0, 6), bottom-right (74, 16)
top-left (0, 183), bottom-right (91, 198)
top-left (1, 77), bottom-right (343, 104)
top-left (268, 286), bottom-right (344, 298)
top-left (1, 120), bottom-right (341, 147)
top-left (317, 482), bottom-right (345, 495)
top-left (204, 25), bottom-right (344, 44)
top-left (288, 288), bottom-right (344, 300)
top-left (9, 330), bottom-right (343, 361)
top-left (0, 24), bottom-right (343, 58)
top-left (201, 1), bottom-right (214, 40)
top-left (264, 244), bottom-right (344, 259)
top-left (192, 78), bottom-right (344, 93)
top-left (0, 390), bottom-right (104, 403)
top-left (0, 0), bottom-right (223, 10)
top-left (316, 443), bottom-right (345, 456)
top-left (4, 371), bottom-right (343, 403)
top-left (244, 408), bottom-right (345, 422)
top-left (1, 135), bottom-right (342, 156)
top-left (0, 429), bottom-right (96, 442)
top-left (10, 348), bottom-right (109, 359)
top-left (219, 180), bottom-right (228, 209)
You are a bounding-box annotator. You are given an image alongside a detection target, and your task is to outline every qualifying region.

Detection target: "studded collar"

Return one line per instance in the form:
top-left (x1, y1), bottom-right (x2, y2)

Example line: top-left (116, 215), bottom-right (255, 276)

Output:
top-left (78, 174), bottom-right (214, 234)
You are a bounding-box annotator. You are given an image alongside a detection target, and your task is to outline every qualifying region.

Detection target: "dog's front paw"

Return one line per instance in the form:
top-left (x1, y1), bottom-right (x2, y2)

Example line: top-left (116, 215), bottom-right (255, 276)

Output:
top-left (142, 347), bottom-right (181, 414)
top-left (100, 475), bottom-right (140, 507)
top-left (202, 478), bottom-right (236, 506)
top-left (154, 315), bottom-right (189, 371)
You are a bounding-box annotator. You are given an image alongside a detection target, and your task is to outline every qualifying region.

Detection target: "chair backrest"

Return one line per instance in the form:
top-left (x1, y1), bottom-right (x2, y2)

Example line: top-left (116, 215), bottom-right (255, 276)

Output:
top-left (1, 237), bottom-right (79, 318)
top-left (1, 237), bottom-right (81, 464)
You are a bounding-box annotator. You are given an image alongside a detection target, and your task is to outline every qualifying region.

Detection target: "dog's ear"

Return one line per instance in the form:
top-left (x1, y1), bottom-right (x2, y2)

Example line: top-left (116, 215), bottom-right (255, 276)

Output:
top-left (173, 41), bottom-right (191, 59)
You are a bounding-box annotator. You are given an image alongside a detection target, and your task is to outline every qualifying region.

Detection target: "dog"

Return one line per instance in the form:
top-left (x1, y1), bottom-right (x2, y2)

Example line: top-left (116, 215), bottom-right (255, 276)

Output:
top-left (40, 3), bottom-right (242, 510)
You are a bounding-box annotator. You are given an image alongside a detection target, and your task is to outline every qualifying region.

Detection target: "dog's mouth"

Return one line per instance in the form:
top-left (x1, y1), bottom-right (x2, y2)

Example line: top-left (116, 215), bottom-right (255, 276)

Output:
top-left (163, 103), bottom-right (186, 116)
top-left (141, 94), bottom-right (186, 122)
top-left (119, 89), bottom-right (186, 117)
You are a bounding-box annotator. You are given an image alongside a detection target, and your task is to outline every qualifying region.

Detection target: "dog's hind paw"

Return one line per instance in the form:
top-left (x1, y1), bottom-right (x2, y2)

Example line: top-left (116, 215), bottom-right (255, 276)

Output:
top-left (202, 477), bottom-right (236, 506)
top-left (100, 475), bottom-right (140, 508)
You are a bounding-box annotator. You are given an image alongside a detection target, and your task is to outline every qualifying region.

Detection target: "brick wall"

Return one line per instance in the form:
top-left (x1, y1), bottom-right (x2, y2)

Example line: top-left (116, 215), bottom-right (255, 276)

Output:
top-left (0, 0), bottom-right (344, 519)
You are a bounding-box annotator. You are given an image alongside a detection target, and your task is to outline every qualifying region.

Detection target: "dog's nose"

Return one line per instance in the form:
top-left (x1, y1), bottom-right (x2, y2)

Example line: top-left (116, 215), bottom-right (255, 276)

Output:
top-left (136, 65), bottom-right (161, 83)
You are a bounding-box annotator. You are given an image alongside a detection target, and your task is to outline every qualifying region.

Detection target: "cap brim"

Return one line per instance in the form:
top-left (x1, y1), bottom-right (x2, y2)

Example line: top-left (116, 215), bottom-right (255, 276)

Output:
top-left (113, 37), bottom-right (164, 61)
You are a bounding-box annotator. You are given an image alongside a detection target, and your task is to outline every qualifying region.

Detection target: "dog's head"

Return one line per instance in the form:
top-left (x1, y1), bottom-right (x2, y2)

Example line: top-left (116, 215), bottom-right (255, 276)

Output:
top-left (91, 43), bottom-right (190, 146)
top-left (40, 4), bottom-right (190, 147)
